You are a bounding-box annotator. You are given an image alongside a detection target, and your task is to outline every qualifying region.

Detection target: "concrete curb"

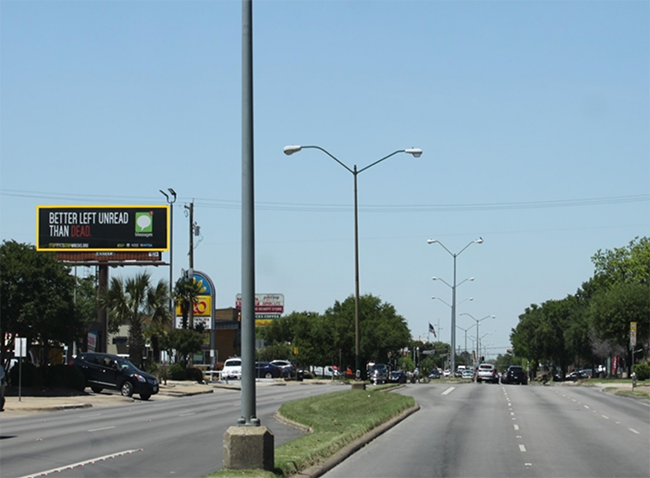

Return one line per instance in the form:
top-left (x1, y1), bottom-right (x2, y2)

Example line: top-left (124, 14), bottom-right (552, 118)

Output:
top-left (33, 403), bottom-right (93, 412)
top-left (290, 403), bottom-right (421, 478)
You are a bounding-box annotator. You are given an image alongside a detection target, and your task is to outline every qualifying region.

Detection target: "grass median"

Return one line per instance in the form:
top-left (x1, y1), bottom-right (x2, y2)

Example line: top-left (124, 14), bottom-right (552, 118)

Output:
top-left (205, 384), bottom-right (415, 478)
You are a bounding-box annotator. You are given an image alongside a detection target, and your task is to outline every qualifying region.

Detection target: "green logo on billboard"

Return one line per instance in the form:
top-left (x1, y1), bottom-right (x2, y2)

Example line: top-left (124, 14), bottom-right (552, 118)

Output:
top-left (135, 212), bottom-right (153, 233)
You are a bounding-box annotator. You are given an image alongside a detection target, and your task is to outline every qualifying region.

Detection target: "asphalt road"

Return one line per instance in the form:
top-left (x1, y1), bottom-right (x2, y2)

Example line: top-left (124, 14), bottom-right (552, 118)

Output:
top-left (0, 383), bottom-right (339, 478)
top-left (323, 382), bottom-right (650, 478)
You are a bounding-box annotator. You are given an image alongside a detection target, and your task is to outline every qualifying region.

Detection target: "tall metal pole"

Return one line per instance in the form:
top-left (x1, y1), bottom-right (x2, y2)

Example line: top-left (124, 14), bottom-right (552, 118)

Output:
top-left (353, 166), bottom-right (361, 378)
top-left (451, 254), bottom-right (457, 374)
top-left (160, 189), bottom-right (176, 325)
top-left (283, 146), bottom-right (422, 381)
top-left (188, 201), bottom-right (194, 330)
top-left (169, 200), bottom-right (174, 321)
top-left (239, 0), bottom-right (259, 427)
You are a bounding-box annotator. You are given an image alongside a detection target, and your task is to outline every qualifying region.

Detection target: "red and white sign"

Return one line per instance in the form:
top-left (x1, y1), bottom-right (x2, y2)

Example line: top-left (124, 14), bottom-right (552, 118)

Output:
top-left (235, 293), bottom-right (284, 314)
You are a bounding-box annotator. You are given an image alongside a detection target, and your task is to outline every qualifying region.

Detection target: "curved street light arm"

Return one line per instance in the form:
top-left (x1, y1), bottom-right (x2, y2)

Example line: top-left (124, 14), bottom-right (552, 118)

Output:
top-left (357, 150), bottom-right (406, 174)
top-left (295, 145), bottom-right (354, 174)
top-left (432, 276), bottom-right (453, 289)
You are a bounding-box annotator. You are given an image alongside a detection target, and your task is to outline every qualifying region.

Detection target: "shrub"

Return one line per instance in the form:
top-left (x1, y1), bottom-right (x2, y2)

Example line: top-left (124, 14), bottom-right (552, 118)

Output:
top-left (633, 363), bottom-right (650, 381)
top-left (168, 363), bottom-right (186, 380)
top-left (9, 361), bottom-right (41, 387)
top-left (44, 364), bottom-right (86, 391)
top-left (185, 367), bottom-right (204, 383)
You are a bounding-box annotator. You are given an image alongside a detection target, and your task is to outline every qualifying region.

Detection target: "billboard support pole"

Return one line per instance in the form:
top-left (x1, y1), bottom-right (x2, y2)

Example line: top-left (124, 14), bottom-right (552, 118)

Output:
top-left (98, 265), bottom-right (109, 353)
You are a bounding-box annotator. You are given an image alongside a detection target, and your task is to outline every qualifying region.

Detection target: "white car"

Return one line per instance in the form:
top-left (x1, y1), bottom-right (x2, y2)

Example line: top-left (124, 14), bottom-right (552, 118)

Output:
top-left (221, 358), bottom-right (242, 380)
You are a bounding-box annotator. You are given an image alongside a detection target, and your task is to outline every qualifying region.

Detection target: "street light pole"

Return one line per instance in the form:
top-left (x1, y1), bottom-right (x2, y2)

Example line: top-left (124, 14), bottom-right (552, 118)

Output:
top-left (160, 188), bottom-right (177, 323)
top-left (460, 313), bottom-right (495, 364)
top-left (284, 145), bottom-right (422, 378)
top-left (428, 238), bottom-right (482, 374)
top-left (457, 325), bottom-right (472, 359)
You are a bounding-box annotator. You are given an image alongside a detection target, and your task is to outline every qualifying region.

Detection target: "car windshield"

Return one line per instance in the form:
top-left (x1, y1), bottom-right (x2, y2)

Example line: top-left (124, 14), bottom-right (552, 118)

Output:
top-left (115, 357), bottom-right (141, 373)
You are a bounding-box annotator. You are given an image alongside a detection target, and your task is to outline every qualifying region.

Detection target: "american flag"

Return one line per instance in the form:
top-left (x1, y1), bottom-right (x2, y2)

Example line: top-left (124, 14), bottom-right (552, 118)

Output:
top-left (429, 323), bottom-right (437, 338)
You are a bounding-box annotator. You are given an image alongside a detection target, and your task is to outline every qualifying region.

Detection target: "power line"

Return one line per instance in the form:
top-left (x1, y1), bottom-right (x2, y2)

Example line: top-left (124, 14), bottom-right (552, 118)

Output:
top-left (2, 189), bottom-right (647, 213)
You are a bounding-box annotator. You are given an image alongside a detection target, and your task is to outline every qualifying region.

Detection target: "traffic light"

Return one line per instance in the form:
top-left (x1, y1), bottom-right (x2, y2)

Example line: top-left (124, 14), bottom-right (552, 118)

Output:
top-left (480, 356), bottom-right (485, 363)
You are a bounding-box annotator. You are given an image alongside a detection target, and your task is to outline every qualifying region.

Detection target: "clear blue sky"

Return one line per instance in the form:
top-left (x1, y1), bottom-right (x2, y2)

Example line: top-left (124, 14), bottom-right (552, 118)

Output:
top-left (1, 1), bottom-right (648, 360)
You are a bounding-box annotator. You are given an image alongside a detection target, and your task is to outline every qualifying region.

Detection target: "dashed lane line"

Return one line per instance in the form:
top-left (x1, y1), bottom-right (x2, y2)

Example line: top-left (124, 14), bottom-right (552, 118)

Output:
top-left (441, 387), bottom-right (455, 396)
top-left (15, 449), bottom-right (144, 478)
top-left (519, 445), bottom-right (527, 452)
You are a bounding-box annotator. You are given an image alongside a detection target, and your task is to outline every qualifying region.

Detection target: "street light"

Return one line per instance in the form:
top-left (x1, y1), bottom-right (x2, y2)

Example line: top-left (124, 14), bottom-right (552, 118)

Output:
top-left (456, 325), bottom-right (473, 359)
top-left (160, 188), bottom-right (177, 323)
top-left (461, 313), bottom-right (495, 364)
top-left (428, 237), bottom-right (482, 374)
top-left (285, 144), bottom-right (423, 378)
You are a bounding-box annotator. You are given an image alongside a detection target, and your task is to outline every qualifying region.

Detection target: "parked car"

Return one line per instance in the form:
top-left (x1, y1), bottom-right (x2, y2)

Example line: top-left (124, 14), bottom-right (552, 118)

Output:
top-left (502, 365), bottom-right (528, 385)
top-left (388, 370), bottom-right (408, 384)
top-left (369, 363), bottom-right (389, 384)
top-left (566, 370), bottom-right (588, 381)
top-left (69, 352), bottom-right (159, 400)
top-left (270, 359), bottom-right (297, 378)
top-left (429, 369), bottom-right (441, 379)
top-left (309, 365), bottom-right (340, 378)
top-left (222, 358), bottom-right (242, 380)
top-left (254, 362), bottom-right (282, 378)
top-left (476, 363), bottom-right (499, 383)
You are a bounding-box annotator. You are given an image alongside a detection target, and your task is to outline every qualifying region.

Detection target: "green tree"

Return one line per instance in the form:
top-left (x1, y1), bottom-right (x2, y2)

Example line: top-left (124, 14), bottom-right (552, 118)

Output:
top-left (101, 271), bottom-right (168, 368)
top-left (0, 240), bottom-right (84, 365)
top-left (591, 236), bottom-right (650, 287)
top-left (324, 294), bottom-right (411, 370)
top-left (589, 282), bottom-right (649, 361)
top-left (160, 328), bottom-right (204, 367)
top-left (174, 277), bottom-right (203, 329)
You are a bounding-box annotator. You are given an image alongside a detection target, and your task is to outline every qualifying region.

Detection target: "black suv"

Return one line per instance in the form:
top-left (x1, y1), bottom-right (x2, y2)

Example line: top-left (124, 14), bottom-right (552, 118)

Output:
top-left (70, 352), bottom-right (159, 400)
top-left (502, 365), bottom-right (528, 385)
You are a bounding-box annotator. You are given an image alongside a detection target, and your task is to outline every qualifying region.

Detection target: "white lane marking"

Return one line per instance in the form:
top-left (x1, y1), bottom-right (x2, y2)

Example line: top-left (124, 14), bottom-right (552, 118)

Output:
top-left (88, 426), bottom-right (115, 432)
top-left (601, 415), bottom-right (609, 419)
top-left (516, 435), bottom-right (522, 438)
top-left (180, 412), bottom-right (195, 417)
top-left (442, 387), bottom-right (456, 396)
top-left (15, 449), bottom-right (143, 478)
top-left (629, 428), bottom-right (640, 434)
top-left (514, 424), bottom-right (519, 430)
top-left (519, 444), bottom-right (527, 452)
top-left (584, 405), bottom-right (590, 409)
top-left (572, 399), bottom-right (577, 402)
top-left (511, 412), bottom-right (515, 416)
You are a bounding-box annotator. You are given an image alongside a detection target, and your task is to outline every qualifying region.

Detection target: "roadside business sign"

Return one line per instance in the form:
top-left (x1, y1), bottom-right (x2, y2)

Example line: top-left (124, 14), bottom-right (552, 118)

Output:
top-left (235, 293), bottom-right (284, 316)
top-left (36, 205), bottom-right (169, 252)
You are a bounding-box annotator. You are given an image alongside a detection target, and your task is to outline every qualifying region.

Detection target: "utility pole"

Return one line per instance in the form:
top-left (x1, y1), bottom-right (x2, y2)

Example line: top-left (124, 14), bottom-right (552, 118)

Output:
top-left (185, 201), bottom-right (195, 330)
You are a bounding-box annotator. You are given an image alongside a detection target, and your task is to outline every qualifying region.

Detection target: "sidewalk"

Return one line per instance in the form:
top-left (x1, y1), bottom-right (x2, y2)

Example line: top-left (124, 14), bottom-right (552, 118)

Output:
top-left (0, 380), bottom-right (224, 417)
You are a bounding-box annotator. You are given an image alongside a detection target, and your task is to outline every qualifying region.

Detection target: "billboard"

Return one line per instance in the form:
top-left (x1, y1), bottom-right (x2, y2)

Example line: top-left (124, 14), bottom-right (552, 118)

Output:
top-left (37, 205), bottom-right (169, 252)
top-left (235, 293), bottom-right (284, 317)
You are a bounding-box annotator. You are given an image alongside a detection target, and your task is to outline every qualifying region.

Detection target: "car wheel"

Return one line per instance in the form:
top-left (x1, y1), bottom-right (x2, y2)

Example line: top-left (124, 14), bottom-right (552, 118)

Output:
top-left (140, 393), bottom-right (151, 400)
top-left (265, 372), bottom-right (273, 379)
top-left (121, 381), bottom-right (134, 397)
top-left (91, 386), bottom-right (103, 393)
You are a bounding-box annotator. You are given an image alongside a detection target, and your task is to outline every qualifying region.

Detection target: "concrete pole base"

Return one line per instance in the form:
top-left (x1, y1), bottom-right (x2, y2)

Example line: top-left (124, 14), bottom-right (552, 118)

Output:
top-left (351, 381), bottom-right (366, 390)
top-left (223, 426), bottom-right (275, 471)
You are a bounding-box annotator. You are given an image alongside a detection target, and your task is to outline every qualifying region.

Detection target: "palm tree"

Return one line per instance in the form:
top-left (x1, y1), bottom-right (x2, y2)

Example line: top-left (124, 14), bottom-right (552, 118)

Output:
top-left (145, 279), bottom-right (172, 363)
top-left (102, 271), bottom-right (169, 368)
top-left (174, 277), bottom-right (203, 329)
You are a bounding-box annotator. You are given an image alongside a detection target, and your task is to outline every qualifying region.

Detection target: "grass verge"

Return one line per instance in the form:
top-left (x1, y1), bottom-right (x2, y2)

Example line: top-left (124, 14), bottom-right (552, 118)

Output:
top-left (616, 390), bottom-right (650, 400)
top-left (205, 385), bottom-right (415, 478)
